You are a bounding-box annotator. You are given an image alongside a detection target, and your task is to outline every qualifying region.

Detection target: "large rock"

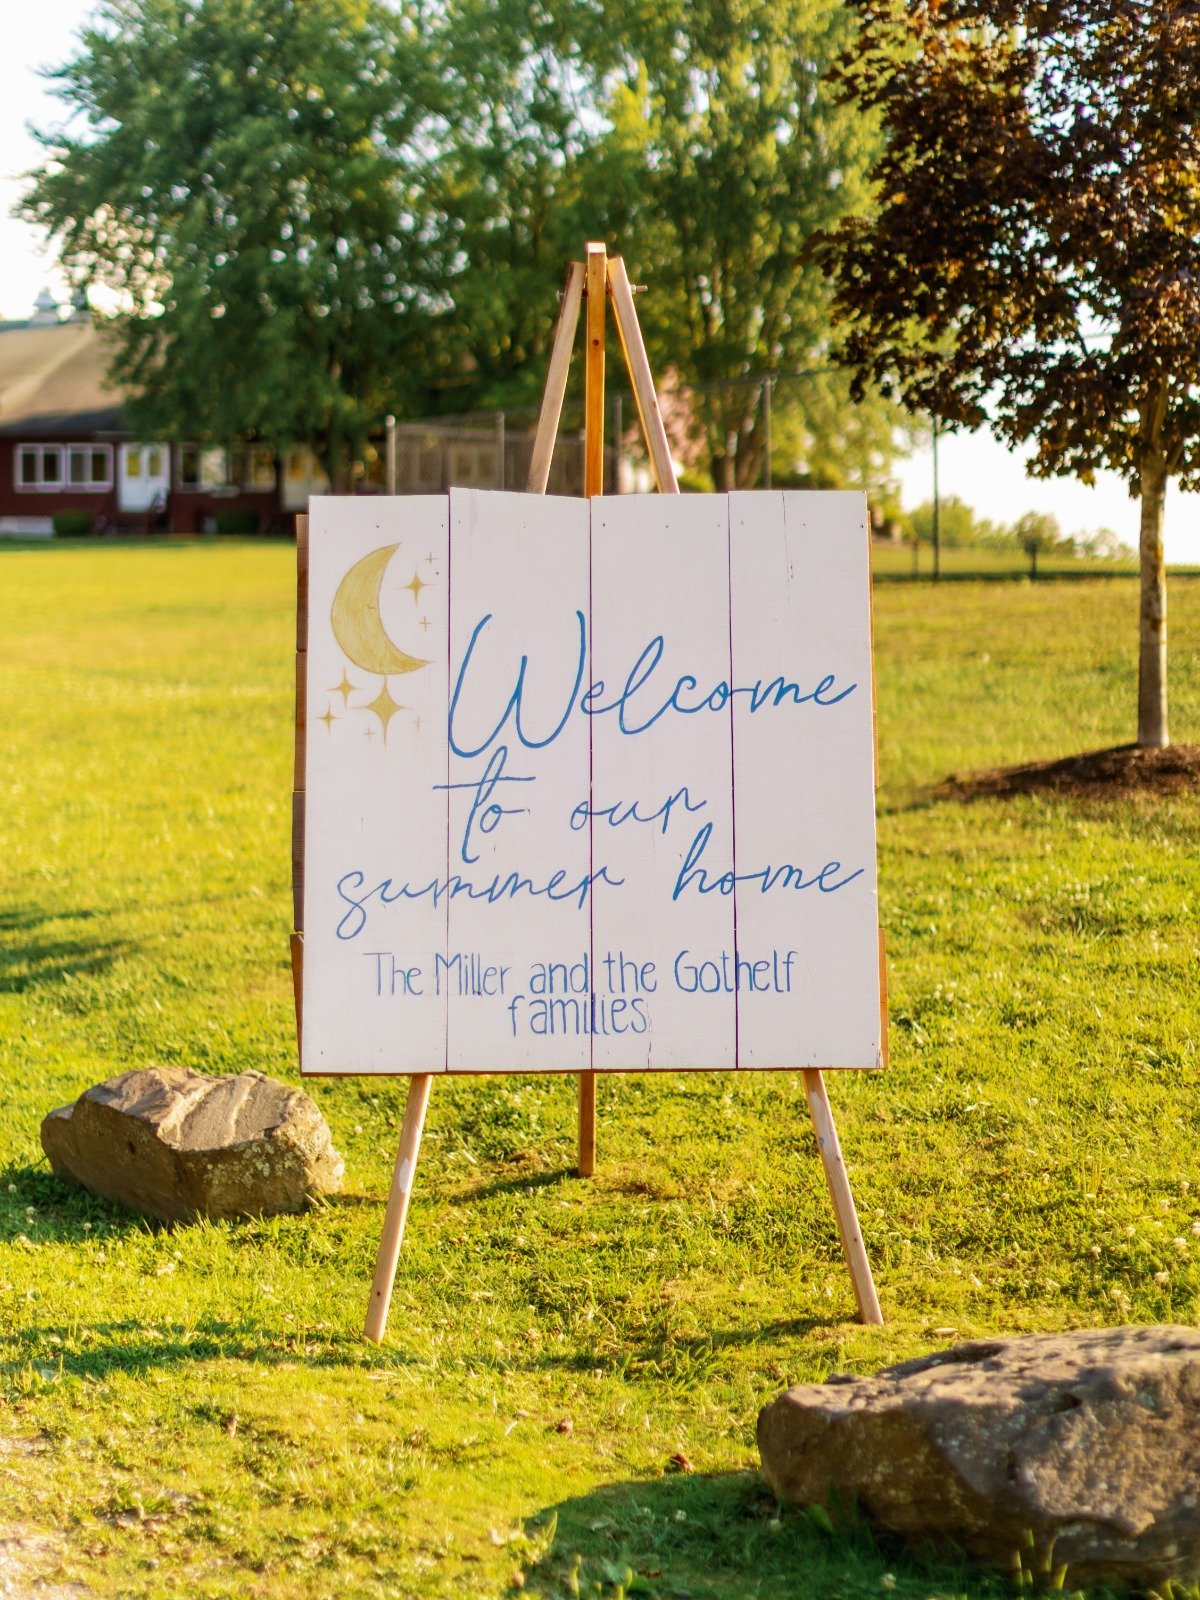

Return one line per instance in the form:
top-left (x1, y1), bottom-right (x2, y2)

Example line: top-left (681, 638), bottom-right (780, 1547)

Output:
top-left (758, 1326), bottom-right (1200, 1592)
top-left (41, 1067), bottom-right (343, 1223)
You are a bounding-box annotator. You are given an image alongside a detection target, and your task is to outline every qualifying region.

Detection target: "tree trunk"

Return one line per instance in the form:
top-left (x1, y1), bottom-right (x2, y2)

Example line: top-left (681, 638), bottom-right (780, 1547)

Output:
top-left (1136, 452), bottom-right (1169, 747)
top-left (710, 444), bottom-right (735, 492)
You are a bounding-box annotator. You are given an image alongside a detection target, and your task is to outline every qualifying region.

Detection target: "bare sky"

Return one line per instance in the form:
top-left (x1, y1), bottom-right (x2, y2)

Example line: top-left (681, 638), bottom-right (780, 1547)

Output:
top-left (4, 2), bottom-right (1199, 561)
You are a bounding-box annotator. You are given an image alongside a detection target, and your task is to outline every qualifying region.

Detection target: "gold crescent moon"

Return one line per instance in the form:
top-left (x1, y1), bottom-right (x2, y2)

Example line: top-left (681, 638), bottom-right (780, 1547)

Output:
top-left (330, 544), bottom-right (431, 677)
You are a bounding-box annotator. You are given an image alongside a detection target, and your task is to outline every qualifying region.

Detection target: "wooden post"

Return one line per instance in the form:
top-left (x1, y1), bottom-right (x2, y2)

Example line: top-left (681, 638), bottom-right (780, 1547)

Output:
top-left (364, 1073), bottom-right (434, 1343)
top-left (606, 257), bottom-right (679, 495)
top-left (584, 241), bottom-right (607, 497)
top-left (575, 240), bottom-right (608, 1177)
top-left (802, 1069), bottom-right (883, 1325)
top-left (291, 513), bottom-right (308, 1044)
top-left (527, 263), bottom-right (585, 494)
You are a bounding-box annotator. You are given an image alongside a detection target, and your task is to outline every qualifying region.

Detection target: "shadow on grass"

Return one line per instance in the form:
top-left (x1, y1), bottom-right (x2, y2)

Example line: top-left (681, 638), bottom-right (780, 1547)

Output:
top-left (521, 1471), bottom-right (1001, 1600)
top-left (0, 1166), bottom-right (380, 1242)
top-left (0, 1164), bottom-right (160, 1242)
top-left (0, 904), bottom-right (135, 994)
top-left (448, 1167), bottom-right (577, 1204)
top-left (0, 1316), bottom-right (407, 1379)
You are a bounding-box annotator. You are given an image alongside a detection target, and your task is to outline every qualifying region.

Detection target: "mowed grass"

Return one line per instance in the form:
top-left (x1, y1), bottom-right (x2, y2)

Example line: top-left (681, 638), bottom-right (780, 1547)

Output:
top-left (872, 541), bottom-right (1200, 580)
top-left (0, 541), bottom-right (1198, 1600)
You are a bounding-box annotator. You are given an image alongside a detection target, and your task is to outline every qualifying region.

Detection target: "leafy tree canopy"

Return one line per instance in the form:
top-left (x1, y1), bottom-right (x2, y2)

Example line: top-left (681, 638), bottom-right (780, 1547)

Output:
top-left (821, 0), bottom-right (1200, 744)
top-left (564, 0), bottom-right (888, 487)
top-left (24, 0), bottom-right (914, 504)
top-left (23, 0), bottom-right (429, 485)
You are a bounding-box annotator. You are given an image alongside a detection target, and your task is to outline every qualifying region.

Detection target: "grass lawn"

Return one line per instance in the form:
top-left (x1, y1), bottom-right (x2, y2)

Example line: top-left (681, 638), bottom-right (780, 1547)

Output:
top-left (1, 541), bottom-right (1198, 1600)
top-left (871, 540), bottom-right (1199, 581)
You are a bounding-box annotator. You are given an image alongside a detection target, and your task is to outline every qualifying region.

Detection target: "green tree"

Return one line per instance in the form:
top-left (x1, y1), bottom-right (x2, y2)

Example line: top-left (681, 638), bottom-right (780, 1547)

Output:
top-left (822, 0), bottom-right (1200, 746)
top-left (23, 0), bottom-right (427, 488)
top-left (909, 494), bottom-right (1005, 549)
top-left (569, 0), bottom-right (886, 489)
top-left (401, 0), bottom-right (636, 416)
top-left (768, 367), bottom-right (924, 499)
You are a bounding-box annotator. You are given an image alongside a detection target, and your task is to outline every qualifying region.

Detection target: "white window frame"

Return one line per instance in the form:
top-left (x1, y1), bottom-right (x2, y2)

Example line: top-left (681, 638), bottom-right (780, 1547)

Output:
top-left (67, 443), bottom-right (114, 490)
top-left (176, 443), bottom-right (276, 493)
top-left (16, 442), bottom-right (112, 492)
top-left (17, 444), bottom-right (63, 490)
top-left (176, 444), bottom-right (230, 492)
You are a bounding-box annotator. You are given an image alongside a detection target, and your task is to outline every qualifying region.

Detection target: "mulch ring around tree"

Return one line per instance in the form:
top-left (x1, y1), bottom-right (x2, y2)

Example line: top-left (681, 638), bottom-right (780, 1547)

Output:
top-left (933, 742), bottom-right (1200, 801)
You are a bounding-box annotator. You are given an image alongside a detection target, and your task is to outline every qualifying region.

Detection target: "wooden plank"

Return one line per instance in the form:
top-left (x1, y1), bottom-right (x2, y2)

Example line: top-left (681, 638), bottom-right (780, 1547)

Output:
top-left (588, 494), bottom-right (736, 1071)
top-left (580, 246), bottom-right (607, 1166)
top-left (290, 932), bottom-right (303, 1048)
top-left (802, 1068), bottom-right (883, 1324)
top-left (606, 257), bottom-right (679, 495)
top-left (301, 497), bottom-right (451, 1074)
top-left (296, 513), bottom-right (309, 653)
top-left (444, 489), bottom-right (591, 1073)
top-left (292, 788), bottom-right (304, 935)
top-left (867, 512), bottom-right (880, 787)
top-left (527, 263), bottom-right (585, 495)
top-left (577, 1070), bottom-right (596, 1175)
top-left (292, 513), bottom-right (309, 1038)
top-left (293, 649), bottom-right (307, 793)
top-left (584, 242), bottom-right (606, 496)
top-left (878, 928), bottom-right (889, 1070)
top-left (727, 491), bottom-right (882, 1070)
top-left (868, 513), bottom-right (889, 1070)
top-left (364, 1072), bottom-right (433, 1342)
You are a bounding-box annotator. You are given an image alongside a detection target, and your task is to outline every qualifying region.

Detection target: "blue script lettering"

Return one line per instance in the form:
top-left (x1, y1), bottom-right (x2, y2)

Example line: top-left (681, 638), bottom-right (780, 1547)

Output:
top-left (569, 786), bottom-right (706, 837)
top-left (448, 612), bottom-right (586, 759)
top-left (671, 823), bottom-right (865, 901)
top-left (433, 743), bottom-right (533, 864)
top-left (583, 636), bottom-right (855, 737)
top-left (335, 864), bottom-right (624, 940)
top-left (448, 613), bottom-right (856, 757)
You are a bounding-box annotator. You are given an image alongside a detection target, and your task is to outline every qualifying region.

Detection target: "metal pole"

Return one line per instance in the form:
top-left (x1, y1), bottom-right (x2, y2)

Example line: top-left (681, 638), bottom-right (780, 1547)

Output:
top-left (386, 414), bottom-right (396, 495)
top-left (932, 418), bottom-right (941, 581)
top-left (763, 376), bottom-right (773, 489)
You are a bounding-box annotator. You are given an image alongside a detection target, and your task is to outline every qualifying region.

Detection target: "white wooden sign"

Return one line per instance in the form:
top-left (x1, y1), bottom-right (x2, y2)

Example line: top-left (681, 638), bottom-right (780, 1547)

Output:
top-left (301, 489), bottom-right (882, 1075)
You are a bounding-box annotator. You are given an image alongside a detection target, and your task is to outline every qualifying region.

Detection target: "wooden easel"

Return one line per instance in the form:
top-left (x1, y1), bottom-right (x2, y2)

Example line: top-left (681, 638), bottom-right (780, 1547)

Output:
top-left (524, 243), bottom-right (682, 1184)
top-left (295, 242), bottom-right (883, 1343)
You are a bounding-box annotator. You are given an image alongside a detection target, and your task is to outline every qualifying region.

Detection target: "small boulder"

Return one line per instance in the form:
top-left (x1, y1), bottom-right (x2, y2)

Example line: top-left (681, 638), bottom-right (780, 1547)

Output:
top-left (41, 1067), bottom-right (343, 1223)
top-left (758, 1326), bottom-right (1200, 1592)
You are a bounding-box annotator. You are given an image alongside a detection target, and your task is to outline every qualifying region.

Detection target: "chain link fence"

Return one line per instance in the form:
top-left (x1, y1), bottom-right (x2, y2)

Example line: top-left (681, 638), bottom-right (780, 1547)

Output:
top-left (384, 399), bottom-right (638, 497)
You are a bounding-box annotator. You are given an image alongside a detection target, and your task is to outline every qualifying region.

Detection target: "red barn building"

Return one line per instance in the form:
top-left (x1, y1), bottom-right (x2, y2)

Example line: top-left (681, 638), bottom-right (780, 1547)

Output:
top-left (0, 300), bottom-right (323, 536)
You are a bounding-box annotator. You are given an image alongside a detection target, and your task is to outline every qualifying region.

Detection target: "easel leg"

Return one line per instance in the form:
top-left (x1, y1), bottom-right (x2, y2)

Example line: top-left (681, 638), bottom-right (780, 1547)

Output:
top-left (577, 1072), bottom-right (596, 1177)
top-left (802, 1069), bottom-right (883, 1325)
top-left (575, 240), bottom-right (608, 1180)
top-left (364, 1073), bottom-right (433, 1343)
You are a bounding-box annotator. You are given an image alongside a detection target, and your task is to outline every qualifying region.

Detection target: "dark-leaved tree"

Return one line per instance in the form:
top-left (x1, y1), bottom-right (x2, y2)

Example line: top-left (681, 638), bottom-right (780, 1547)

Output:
top-left (822, 0), bottom-right (1200, 746)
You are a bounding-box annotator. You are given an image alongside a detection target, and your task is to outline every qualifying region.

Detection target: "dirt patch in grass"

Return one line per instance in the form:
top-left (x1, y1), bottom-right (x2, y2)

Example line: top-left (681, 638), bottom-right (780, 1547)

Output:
top-left (0, 1440), bottom-right (84, 1599)
top-left (934, 742), bottom-right (1200, 801)
top-left (0, 1528), bottom-right (85, 1599)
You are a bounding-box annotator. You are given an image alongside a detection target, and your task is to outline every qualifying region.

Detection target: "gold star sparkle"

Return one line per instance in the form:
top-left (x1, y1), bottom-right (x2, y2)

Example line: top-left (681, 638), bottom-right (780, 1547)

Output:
top-left (419, 615), bottom-right (431, 631)
top-left (329, 673), bottom-right (356, 704)
top-left (319, 702), bottom-right (337, 732)
top-left (363, 680), bottom-right (405, 740)
top-left (405, 570), bottom-right (429, 604)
